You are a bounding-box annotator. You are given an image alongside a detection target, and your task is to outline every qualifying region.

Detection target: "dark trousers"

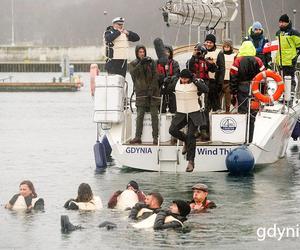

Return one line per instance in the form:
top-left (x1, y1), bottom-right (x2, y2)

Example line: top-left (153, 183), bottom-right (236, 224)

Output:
top-left (282, 66), bottom-right (296, 92)
top-left (220, 80), bottom-right (231, 112)
top-left (161, 93), bottom-right (176, 113)
top-left (105, 59), bottom-right (127, 78)
top-left (169, 116), bottom-right (198, 161)
top-left (237, 91), bottom-right (257, 143)
top-left (207, 80), bottom-right (221, 111)
top-left (135, 106), bottom-right (158, 139)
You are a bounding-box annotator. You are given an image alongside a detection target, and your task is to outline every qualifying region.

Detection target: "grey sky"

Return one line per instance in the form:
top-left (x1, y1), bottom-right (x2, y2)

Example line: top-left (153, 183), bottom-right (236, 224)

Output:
top-left (0, 0), bottom-right (299, 47)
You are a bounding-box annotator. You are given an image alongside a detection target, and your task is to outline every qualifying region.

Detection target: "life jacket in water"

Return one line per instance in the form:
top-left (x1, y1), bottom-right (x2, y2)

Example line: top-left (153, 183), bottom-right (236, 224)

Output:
top-left (132, 213), bottom-right (183, 229)
top-left (8, 194), bottom-right (44, 211)
top-left (115, 189), bottom-right (139, 210)
top-left (68, 196), bottom-right (103, 211)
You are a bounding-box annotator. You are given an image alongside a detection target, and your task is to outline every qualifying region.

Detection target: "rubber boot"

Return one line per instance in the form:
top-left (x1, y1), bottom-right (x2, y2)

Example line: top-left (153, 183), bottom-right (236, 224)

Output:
top-left (61, 215), bottom-right (81, 233)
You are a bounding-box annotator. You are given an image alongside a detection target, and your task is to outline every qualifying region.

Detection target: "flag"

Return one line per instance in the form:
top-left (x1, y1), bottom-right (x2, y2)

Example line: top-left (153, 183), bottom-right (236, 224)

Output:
top-left (263, 40), bottom-right (279, 54)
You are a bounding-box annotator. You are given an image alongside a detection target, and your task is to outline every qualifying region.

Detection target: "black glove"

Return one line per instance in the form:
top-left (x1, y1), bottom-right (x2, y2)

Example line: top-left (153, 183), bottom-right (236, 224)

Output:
top-left (141, 56), bottom-right (152, 65)
top-left (231, 95), bottom-right (237, 106)
top-left (134, 202), bottom-right (147, 210)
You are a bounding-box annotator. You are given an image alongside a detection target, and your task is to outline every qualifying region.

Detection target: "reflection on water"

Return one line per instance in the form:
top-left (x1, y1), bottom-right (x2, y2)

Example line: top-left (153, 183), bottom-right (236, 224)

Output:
top-left (0, 73), bottom-right (300, 249)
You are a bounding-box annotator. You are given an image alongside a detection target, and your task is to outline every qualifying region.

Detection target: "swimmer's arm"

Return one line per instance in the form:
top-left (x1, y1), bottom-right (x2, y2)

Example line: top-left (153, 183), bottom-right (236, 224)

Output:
top-left (153, 211), bottom-right (181, 230)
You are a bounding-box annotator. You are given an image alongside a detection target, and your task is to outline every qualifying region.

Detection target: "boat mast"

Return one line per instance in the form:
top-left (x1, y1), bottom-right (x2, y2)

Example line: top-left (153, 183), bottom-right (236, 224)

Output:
top-left (11, 0), bottom-right (15, 46)
top-left (240, 0), bottom-right (246, 38)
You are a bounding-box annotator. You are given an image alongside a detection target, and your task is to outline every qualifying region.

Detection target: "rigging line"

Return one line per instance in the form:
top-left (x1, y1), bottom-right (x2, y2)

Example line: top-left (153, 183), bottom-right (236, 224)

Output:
top-left (248, 0), bottom-right (255, 23)
top-left (174, 24), bottom-right (182, 47)
top-left (260, 0), bottom-right (270, 40)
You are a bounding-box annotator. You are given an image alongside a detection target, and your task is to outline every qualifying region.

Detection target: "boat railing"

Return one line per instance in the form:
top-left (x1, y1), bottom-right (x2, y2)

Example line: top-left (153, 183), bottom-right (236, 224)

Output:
top-left (0, 76), bottom-right (13, 82)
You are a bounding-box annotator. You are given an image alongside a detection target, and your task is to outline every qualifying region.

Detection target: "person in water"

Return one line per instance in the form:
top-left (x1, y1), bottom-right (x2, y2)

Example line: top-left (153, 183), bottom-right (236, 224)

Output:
top-left (129, 192), bottom-right (164, 220)
top-left (107, 180), bottom-right (146, 209)
top-left (5, 180), bottom-right (44, 211)
top-left (64, 183), bottom-right (103, 211)
top-left (153, 200), bottom-right (191, 230)
top-left (189, 183), bottom-right (216, 212)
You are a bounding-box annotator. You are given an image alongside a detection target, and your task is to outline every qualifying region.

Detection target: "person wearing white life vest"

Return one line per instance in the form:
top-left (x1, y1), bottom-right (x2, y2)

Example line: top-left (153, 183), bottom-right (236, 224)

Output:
top-left (107, 180), bottom-right (146, 209)
top-left (104, 17), bottom-right (140, 77)
top-left (64, 183), bottom-right (103, 211)
top-left (153, 200), bottom-right (191, 230)
top-left (168, 69), bottom-right (209, 172)
top-left (129, 192), bottom-right (163, 220)
top-left (203, 34), bottom-right (225, 112)
top-left (221, 39), bottom-right (236, 113)
top-left (5, 180), bottom-right (44, 211)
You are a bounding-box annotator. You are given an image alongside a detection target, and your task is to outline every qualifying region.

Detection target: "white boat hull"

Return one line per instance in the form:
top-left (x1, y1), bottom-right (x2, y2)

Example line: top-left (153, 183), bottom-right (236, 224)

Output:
top-left (105, 103), bottom-right (300, 172)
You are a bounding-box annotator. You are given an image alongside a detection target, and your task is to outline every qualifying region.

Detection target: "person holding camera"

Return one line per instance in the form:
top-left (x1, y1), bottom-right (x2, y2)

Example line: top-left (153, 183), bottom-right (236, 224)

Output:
top-left (129, 45), bottom-right (160, 145)
top-left (104, 17), bottom-right (140, 77)
top-left (157, 45), bottom-right (180, 113)
top-left (168, 69), bottom-right (209, 172)
top-left (187, 43), bottom-right (217, 141)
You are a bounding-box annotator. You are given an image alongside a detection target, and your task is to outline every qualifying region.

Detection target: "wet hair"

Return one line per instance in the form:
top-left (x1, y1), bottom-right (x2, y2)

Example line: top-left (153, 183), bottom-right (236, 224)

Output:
top-left (76, 183), bottom-right (94, 202)
top-left (149, 192), bottom-right (164, 206)
top-left (19, 180), bottom-right (37, 198)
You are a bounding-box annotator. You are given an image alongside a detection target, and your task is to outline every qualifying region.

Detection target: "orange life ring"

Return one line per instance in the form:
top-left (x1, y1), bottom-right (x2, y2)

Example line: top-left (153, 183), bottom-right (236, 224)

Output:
top-left (250, 99), bottom-right (260, 110)
top-left (251, 70), bottom-right (284, 103)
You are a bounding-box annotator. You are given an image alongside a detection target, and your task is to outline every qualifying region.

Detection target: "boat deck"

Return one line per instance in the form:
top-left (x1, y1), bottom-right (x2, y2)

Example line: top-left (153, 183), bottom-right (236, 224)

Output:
top-left (123, 139), bottom-right (242, 146)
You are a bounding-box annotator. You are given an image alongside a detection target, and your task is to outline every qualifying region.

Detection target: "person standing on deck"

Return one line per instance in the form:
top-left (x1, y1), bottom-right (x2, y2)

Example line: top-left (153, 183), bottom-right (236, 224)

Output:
top-left (245, 21), bottom-right (272, 69)
top-left (276, 14), bottom-right (300, 104)
top-left (129, 45), bottom-right (160, 145)
top-left (203, 34), bottom-right (225, 112)
top-left (104, 17), bottom-right (140, 77)
top-left (221, 39), bottom-right (236, 113)
top-left (157, 45), bottom-right (180, 114)
top-left (187, 43), bottom-right (216, 141)
top-left (230, 41), bottom-right (265, 143)
top-left (168, 69), bottom-right (209, 172)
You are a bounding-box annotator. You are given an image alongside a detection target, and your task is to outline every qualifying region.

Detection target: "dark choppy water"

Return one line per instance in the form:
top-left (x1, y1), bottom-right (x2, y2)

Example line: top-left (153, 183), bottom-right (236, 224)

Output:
top-left (1, 73), bottom-right (300, 250)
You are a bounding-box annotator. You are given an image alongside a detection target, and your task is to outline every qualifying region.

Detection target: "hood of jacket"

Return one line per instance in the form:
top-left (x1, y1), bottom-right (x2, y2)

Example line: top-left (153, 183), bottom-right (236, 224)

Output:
top-left (165, 45), bottom-right (173, 59)
top-left (237, 41), bottom-right (256, 57)
top-left (135, 44), bottom-right (147, 59)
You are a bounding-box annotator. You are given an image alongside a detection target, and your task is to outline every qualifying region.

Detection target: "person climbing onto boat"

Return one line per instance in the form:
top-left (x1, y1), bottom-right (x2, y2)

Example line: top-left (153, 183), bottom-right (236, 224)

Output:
top-left (189, 183), bottom-right (216, 213)
top-left (187, 43), bottom-right (216, 141)
top-left (230, 41), bottom-right (265, 143)
top-left (129, 45), bottom-right (160, 145)
top-left (157, 45), bottom-right (180, 114)
top-left (245, 21), bottom-right (272, 69)
top-left (129, 192), bottom-right (163, 220)
top-left (5, 180), bottom-right (44, 211)
top-left (203, 34), bottom-right (225, 112)
top-left (168, 69), bottom-right (209, 172)
top-left (64, 183), bottom-right (103, 211)
top-left (153, 200), bottom-right (191, 230)
top-left (221, 39), bottom-right (236, 113)
top-left (104, 17), bottom-right (140, 77)
top-left (107, 180), bottom-right (146, 209)
top-left (276, 14), bottom-right (300, 104)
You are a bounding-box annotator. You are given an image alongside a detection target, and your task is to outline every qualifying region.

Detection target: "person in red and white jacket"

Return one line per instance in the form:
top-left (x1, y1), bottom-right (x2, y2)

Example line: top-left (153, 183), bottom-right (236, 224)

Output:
top-left (230, 41), bottom-right (265, 143)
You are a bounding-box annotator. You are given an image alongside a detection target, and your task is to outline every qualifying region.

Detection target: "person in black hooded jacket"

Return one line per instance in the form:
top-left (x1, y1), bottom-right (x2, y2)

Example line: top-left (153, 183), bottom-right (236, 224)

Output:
top-left (157, 45), bottom-right (180, 113)
top-left (153, 200), bottom-right (191, 230)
